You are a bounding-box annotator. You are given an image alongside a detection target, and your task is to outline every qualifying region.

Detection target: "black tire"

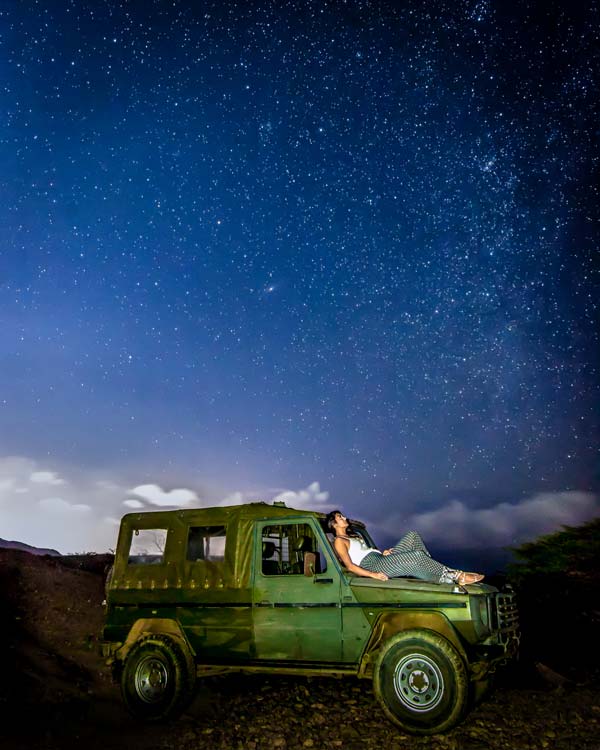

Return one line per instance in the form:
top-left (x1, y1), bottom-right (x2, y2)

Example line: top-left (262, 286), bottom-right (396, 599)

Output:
top-left (373, 629), bottom-right (469, 735)
top-left (121, 635), bottom-right (195, 721)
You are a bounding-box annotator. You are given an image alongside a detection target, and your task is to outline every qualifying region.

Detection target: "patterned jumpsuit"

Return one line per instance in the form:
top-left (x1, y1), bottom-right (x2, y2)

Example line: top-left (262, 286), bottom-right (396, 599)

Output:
top-left (356, 531), bottom-right (456, 583)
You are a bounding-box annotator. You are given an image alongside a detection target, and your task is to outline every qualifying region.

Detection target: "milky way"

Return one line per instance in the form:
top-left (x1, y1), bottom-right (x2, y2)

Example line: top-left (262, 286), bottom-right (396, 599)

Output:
top-left (1, 1), bottom-right (598, 535)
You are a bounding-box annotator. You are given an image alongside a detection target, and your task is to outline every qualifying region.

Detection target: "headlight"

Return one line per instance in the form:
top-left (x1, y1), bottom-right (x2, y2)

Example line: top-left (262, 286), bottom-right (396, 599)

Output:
top-left (470, 594), bottom-right (490, 632)
top-left (478, 596), bottom-right (490, 628)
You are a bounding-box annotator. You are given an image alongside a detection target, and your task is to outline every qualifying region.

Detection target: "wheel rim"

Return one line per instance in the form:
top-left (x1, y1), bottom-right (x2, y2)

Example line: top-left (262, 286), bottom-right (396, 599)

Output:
top-left (134, 655), bottom-right (169, 704)
top-left (393, 652), bottom-right (445, 712)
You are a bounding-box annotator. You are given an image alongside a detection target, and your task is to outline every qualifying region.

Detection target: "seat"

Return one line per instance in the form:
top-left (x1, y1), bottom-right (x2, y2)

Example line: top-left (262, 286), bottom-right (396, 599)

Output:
top-left (292, 535), bottom-right (321, 575)
top-left (261, 541), bottom-right (280, 575)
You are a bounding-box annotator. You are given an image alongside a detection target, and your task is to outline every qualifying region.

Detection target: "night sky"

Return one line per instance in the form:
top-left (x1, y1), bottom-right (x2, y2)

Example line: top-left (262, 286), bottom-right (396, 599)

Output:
top-left (1, 1), bottom-right (598, 555)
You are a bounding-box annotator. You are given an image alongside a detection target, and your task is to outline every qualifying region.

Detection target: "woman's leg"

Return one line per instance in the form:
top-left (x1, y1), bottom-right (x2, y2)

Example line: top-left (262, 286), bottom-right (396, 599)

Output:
top-left (391, 530), bottom-right (432, 557)
top-left (361, 549), bottom-right (450, 582)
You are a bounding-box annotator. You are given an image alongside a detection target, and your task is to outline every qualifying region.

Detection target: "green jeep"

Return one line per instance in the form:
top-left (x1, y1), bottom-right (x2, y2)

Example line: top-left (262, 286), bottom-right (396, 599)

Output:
top-left (102, 502), bottom-right (519, 735)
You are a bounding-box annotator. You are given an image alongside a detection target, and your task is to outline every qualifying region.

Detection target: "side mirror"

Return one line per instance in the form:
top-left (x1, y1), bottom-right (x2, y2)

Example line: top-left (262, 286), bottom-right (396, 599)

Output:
top-left (303, 552), bottom-right (316, 577)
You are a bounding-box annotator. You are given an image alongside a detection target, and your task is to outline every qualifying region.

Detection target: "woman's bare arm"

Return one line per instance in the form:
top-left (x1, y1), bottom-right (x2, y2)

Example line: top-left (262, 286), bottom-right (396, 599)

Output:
top-left (333, 538), bottom-right (388, 581)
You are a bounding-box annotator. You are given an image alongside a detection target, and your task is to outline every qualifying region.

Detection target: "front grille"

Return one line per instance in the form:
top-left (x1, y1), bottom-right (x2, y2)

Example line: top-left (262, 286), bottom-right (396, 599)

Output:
top-left (493, 591), bottom-right (519, 633)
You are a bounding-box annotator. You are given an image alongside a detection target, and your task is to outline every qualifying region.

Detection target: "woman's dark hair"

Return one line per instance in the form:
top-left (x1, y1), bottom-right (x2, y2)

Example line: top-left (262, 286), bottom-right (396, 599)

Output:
top-left (325, 510), bottom-right (342, 531)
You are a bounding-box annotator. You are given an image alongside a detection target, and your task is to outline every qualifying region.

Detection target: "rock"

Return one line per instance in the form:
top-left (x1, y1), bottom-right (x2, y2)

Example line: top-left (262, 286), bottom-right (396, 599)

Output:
top-left (535, 662), bottom-right (574, 688)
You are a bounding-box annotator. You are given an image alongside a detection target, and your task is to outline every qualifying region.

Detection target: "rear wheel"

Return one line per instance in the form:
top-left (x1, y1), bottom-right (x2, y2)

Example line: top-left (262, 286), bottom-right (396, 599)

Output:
top-left (121, 635), bottom-right (195, 721)
top-left (373, 629), bottom-right (468, 735)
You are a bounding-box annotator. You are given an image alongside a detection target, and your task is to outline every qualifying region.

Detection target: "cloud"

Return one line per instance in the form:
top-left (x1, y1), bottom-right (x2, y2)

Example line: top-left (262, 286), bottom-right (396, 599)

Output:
top-left (126, 484), bottom-right (199, 507)
top-left (272, 481), bottom-right (330, 508)
top-left (1, 458), bottom-right (334, 553)
top-left (103, 517), bottom-right (122, 527)
top-left (220, 491), bottom-right (245, 505)
top-left (0, 455), bottom-right (129, 553)
top-left (212, 481), bottom-right (332, 511)
top-left (39, 497), bottom-right (91, 513)
top-left (6, 451), bottom-right (594, 558)
top-left (123, 499), bottom-right (144, 509)
top-left (405, 491), bottom-right (600, 549)
top-left (30, 471), bottom-right (66, 486)
top-left (0, 455), bottom-right (209, 552)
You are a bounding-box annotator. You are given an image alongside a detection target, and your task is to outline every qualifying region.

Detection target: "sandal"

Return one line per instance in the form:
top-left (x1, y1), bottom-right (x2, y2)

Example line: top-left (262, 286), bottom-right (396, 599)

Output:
top-left (455, 571), bottom-right (485, 585)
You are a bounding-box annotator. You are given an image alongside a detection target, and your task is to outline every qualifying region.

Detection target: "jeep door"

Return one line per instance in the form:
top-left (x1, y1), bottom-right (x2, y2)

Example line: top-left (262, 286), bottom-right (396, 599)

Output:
top-left (252, 519), bottom-right (344, 663)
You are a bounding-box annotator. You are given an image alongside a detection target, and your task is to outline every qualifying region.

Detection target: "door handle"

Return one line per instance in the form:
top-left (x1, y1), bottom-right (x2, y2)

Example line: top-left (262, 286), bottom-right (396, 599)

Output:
top-left (314, 578), bottom-right (334, 584)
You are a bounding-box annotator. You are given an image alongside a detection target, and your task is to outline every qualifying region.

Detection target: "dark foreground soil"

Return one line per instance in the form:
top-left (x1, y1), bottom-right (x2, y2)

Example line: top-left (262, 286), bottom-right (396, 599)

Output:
top-left (1, 549), bottom-right (599, 750)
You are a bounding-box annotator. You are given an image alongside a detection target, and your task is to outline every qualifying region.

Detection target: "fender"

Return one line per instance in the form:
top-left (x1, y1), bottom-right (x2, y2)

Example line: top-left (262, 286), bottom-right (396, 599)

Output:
top-left (358, 611), bottom-right (468, 678)
top-left (115, 618), bottom-right (196, 675)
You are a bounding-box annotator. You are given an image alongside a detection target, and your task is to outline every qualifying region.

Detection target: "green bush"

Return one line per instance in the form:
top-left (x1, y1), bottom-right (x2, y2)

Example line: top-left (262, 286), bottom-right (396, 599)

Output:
top-left (507, 517), bottom-right (600, 582)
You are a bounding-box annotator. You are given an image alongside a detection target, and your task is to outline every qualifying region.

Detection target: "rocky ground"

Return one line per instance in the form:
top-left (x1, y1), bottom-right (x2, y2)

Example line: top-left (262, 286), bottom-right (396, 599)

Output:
top-left (1, 549), bottom-right (599, 750)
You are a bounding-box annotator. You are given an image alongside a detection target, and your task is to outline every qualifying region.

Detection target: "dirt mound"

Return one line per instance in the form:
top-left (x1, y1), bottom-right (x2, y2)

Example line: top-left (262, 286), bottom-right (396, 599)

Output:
top-left (0, 538), bottom-right (60, 555)
top-left (0, 550), bottom-right (113, 736)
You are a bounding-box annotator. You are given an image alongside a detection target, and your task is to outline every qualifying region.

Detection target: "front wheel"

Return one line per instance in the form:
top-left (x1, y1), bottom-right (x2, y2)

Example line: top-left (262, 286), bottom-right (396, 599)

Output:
top-left (373, 629), bottom-right (468, 735)
top-left (121, 635), bottom-right (195, 721)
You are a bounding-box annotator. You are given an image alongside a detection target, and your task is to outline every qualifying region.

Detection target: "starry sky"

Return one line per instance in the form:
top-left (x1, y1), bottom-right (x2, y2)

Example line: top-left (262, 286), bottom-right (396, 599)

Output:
top-left (1, 1), bottom-right (599, 556)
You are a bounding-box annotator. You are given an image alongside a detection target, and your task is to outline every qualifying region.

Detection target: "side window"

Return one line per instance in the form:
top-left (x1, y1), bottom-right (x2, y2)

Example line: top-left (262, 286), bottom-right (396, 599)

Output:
top-left (127, 528), bottom-right (168, 565)
top-left (261, 523), bottom-right (327, 576)
top-left (186, 526), bottom-right (227, 562)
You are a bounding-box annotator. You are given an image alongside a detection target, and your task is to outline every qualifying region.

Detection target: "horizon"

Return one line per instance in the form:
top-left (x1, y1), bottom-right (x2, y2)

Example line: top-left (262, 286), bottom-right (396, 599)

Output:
top-left (1, 455), bottom-right (597, 558)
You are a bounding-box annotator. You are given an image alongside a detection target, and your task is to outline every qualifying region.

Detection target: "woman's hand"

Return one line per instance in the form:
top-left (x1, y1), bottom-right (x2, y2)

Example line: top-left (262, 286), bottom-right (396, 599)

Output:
top-left (371, 571), bottom-right (388, 581)
top-left (382, 548), bottom-right (393, 556)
